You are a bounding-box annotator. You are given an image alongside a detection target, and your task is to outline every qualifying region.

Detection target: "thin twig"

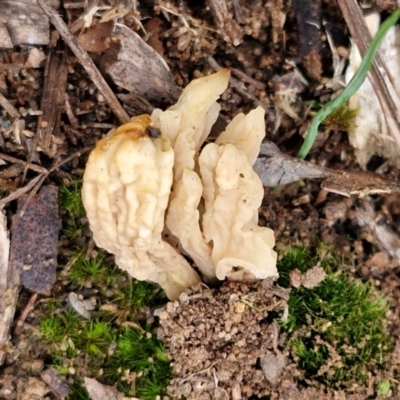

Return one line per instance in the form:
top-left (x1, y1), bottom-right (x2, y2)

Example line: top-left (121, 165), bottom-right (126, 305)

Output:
top-left (0, 146), bottom-right (93, 208)
top-left (13, 293), bottom-right (38, 336)
top-left (231, 67), bottom-right (266, 90)
top-left (0, 153), bottom-right (48, 174)
top-left (48, 146), bottom-right (93, 174)
top-left (64, 94), bottom-right (80, 129)
top-left (0, 175), bottom-right (44, 208)
top-left (36, 0), bottom-right (130, 124)
top-left (19, 175), bottom-right (47, 217)
top-left (20, 146), bottom-right (93, 214)
top-left (181, 362), bottom-right (219, 384)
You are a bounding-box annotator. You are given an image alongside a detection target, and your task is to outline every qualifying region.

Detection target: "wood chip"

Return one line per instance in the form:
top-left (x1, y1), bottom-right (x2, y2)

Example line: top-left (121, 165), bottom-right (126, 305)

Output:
top-left (36, 43), bottom-right (68, 156)
top-left (208, 0), bottom-right (228, 27)
top-left (291, 194), bottom-right (310, 206)
top-left (0, 0), bottom-right (58, 46)
top-left (9, 185), bottom-right (61, 295)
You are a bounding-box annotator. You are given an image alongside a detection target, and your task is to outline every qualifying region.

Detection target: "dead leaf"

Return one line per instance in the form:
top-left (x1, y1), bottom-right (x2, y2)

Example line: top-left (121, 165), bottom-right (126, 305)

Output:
top-left (68, 292), bottom-right (92, 320)
top-left (100, 24), bottom-right (180, 104)
top-left (9, 185), bottom-right (61, 295)
top-left (356, 198), bottom-right (400, 261)
top-left (144, 18), bottom-right (165, 58)
top-left (254, 141), bottom-right (329, 186)
top-left (254, 142), bottom-right (400, 199)
top-left (77, 22), bottom-right (113, 53)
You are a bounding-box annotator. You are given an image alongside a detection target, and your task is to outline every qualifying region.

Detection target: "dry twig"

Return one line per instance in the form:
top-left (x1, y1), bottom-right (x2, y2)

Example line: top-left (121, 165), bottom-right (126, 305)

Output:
top-left (36, 0), bottom-right (130, 124)
top-left (35, 44), bottom-right (69, 156)
top-left (0, 146), bottom-right (92, 208)
top-left (0, 153), bottom-right (48, 174)
top-left (13, 293), bottom-right (38, 336)
top-left (0, 175), bottom-right (44, 208)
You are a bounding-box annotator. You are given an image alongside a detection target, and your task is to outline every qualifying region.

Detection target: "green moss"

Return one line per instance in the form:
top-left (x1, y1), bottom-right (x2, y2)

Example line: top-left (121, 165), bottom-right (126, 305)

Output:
top-left (322, 104), bottom-right (358, 132)
top-left (277, 244), bottom-right (338, 287)
top-left (39, 316), bottom-right (65, 344)
top-left (376, 380), bottom-right (392, 397)
top-left (107, 327), bottom-right (172, 397)
top-left (48, 179), bottom-right (171, 398)
top-left (67, 383), bottom-right (90, 400)
top-left (117, 279), bottom-right (167, 309)
top-left (278, 246), bottom-right (392, 388)
top-left (68, 252), bottom-right (121, 286)
top-left (59, 180), bottom-right (85, 219)
top-left (39, 308), bottom-right (171, 398)
top-left (39, 246), bottom-right (170, 399)
top-left (73, 321), bottom-right (115, 355)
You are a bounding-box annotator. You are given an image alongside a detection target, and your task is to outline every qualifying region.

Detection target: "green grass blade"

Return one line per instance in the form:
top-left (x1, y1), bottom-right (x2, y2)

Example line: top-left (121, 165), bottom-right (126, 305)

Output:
top-left (297, 9), bottom-right (400, 159)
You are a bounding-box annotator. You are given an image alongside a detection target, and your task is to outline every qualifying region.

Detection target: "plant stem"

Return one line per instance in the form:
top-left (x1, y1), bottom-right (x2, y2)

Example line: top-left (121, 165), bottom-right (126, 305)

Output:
top-left (297, 9), bottom-right (400, 159)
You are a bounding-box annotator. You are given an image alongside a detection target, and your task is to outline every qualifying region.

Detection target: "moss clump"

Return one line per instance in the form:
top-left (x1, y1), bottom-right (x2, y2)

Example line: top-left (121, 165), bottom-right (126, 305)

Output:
top-left (58, 180), bottom-right (86, 244)
top-left (37, 181), bottom-right (171, 399)
top-left (322, 104), bottom-right (358, 132)
top-left (39, 281), bottom-right (171, 399)
top-left (59, 179), bottom-right (85, 219)
top-left (278, 246), bottom-right (392, 389)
